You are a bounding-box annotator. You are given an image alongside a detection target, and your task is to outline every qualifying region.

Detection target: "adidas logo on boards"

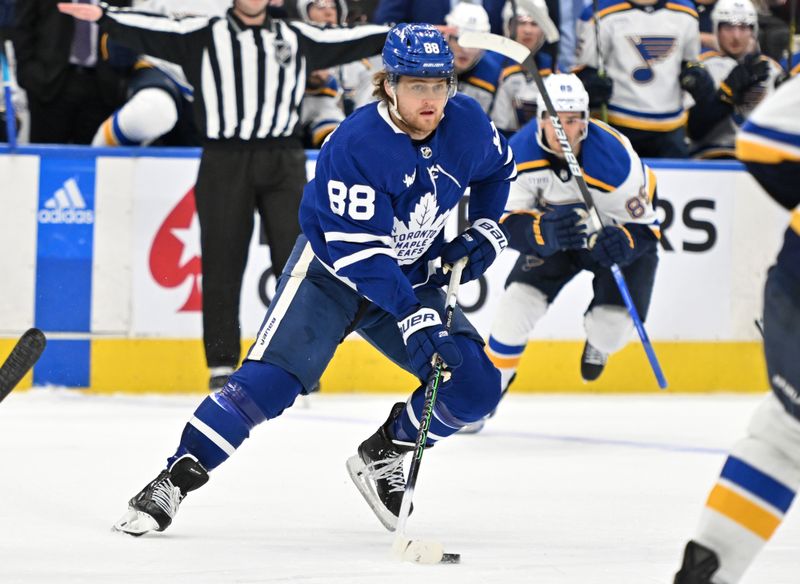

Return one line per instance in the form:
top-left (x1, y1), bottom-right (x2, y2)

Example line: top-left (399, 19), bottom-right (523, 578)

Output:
top-left (38, 178), bottom-right (95, 224)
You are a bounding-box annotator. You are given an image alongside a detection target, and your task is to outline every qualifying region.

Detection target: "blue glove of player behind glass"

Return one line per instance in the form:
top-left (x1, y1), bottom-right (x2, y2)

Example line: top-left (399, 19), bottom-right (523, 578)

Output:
top-left (398, 306), bottom-right (463, 381)
top-left (439, 218), bottom-right (508, 283)
top-left (589, 225), bottom-right (637, 267)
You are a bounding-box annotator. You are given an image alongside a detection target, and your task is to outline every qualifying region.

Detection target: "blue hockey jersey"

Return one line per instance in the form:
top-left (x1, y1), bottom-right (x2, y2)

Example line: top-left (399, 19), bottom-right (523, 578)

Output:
top-left (299, 93), bottom-right (516, 319)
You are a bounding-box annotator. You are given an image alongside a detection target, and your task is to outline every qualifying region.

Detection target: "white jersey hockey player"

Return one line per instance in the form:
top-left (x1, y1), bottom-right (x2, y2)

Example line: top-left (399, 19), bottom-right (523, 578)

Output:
top-left (466, 74), bottom-right (661, 433)
top-left (575, 0), bottom-right (713, 157)
top-left (444, 2), bottom-right (504, 115)
top-left (674, 73), bottom-right (800, 584)
top-left (490, 0), bottom-right (557, 136)
top-left (686, 0), bottom-right (783, 158)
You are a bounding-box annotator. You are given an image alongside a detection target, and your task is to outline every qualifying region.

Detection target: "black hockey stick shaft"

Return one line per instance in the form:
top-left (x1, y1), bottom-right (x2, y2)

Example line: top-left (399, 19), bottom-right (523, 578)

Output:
top-left (394, 258), bottom-right (467, 539)
top-left (0, 328), bottom-right (46, 403)
top-left (591, 0), bottom-right (609, 122)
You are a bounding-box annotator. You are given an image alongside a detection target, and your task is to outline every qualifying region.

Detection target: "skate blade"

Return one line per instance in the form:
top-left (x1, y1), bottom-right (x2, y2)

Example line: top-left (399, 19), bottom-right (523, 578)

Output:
top-left (112, 508), bottom-right (159, 536)
top-left (345, 455), bottom-right (398, 532)
top-left (459, 419), bottom-right (486, 434)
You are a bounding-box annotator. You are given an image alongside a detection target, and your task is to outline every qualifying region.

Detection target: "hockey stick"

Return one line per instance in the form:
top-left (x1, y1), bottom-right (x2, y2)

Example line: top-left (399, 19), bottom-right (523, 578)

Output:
top-left (1, 41), bottom-right (17, 148)
top-left (0, 329), bottom-right (47, 403)
top-left (591, 0), bottom-right (609, 123)
top-left (392, 257), bottom-right (467, 565)
top-left (458, 31), bottom-right (668, 390)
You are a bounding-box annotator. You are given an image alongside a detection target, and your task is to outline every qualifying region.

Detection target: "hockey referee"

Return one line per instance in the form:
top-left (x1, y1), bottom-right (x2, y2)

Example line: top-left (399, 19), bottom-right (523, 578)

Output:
top-left (59, 0), bottom-right (389, 390)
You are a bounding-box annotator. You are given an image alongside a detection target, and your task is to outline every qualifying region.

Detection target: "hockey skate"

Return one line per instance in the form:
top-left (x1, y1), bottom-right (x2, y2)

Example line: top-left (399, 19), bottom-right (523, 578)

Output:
top-left (113, 455), bottom-right (209, 536)
top-left (580, 341), bottom-right (607, 381)
top-left (346, 402), bottom-right (414, 531)
top-left (674, 540), bottom-right (720, 584)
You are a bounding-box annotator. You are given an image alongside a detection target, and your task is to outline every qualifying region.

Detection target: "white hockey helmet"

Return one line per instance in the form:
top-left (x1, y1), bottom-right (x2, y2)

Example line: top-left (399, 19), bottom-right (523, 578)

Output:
top-left (445, 2), bottom-right (491, 36)
top-left (296, 0), bottom-right (347, 26)
top-left (501, 0), bottom-right (560, 43)
top-left (535, 74), bottom-right (590, 153)
top-left (711, 0), bottom-right (758, 37)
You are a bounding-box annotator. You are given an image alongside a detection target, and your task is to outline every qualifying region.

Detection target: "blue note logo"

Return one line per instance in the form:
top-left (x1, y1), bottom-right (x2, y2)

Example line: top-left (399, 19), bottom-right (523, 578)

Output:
top-left (38, 177), bottom-right (95, 224)
top-left (628, 36), bottom-right (677, 83)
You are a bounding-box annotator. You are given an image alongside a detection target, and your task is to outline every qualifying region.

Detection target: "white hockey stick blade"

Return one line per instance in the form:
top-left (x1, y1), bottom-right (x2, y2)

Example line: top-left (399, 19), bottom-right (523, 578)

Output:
top-left (457, 32), bottom-right (531, 64)
top-left (392, 536), bottom-right (445, 564)
top-left (516, 0), bottom-right (560, 43)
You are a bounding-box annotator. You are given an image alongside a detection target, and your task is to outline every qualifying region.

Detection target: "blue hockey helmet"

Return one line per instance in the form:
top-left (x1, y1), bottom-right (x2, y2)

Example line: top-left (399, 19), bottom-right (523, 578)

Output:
top-left (382, 23), bottom-right (455, 79)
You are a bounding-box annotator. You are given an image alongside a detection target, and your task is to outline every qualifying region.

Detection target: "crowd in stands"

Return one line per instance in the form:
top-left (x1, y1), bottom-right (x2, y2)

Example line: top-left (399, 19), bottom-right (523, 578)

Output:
top-left (0, 0), bottom-right (798, 159)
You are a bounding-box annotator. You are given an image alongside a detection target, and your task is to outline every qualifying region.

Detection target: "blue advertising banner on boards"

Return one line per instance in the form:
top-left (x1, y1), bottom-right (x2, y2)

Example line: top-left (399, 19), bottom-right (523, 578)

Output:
top-left (34, 152), bottom-right (95, 387)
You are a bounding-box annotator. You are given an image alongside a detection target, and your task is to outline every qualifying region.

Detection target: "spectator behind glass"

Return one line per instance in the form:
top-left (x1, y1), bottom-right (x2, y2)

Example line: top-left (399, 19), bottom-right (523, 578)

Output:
top-left (14, 0), bottom-right (131, 144)
top-left (444, 2), bottom-right (504, 114)
top-left (575, 0), bottom-right (714, 158)
top-left (372, 0), bottom-right (506, 35)
top-left (687, 0), bottom-right (784, 159)
top-left (491, 0), bottom-right (558, 136)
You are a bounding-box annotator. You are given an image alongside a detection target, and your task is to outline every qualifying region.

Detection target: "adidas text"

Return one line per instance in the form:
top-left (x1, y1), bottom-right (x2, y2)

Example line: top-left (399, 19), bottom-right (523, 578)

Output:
top-left (38, 208), bottom-right (95, 224)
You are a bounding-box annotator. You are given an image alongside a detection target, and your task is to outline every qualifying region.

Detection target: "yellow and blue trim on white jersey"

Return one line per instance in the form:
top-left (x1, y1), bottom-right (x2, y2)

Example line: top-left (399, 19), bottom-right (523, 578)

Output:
top-left (737, 121), bottom-right (800, 164)
top-left (607, 104), bottom-right (688, 132)
top-left (705, 456), bottom-right (795, 540)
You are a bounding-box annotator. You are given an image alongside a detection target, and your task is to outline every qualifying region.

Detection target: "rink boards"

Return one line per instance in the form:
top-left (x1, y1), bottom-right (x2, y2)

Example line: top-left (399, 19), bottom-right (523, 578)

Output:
top-left (0, 145), bottom-right (788, 393)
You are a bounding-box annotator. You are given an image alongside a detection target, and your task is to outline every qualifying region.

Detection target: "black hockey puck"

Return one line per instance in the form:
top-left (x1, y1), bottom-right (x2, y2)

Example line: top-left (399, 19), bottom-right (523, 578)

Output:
top-left (441, 552), bottom-right (461, 564)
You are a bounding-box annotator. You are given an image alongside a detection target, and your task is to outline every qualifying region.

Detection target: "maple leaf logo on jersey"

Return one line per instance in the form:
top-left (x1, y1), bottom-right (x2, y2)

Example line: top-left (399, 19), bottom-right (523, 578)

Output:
top-left (628, 36), bottom-right (677, 83)
top-left (392, 192), bottom-right (450, 265)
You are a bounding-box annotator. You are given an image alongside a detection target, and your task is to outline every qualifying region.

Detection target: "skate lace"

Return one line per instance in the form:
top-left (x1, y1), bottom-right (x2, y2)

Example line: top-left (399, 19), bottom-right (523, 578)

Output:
top-left (149, 477), bottom-right (181, 518)
top-left (365, 452), bottom-right (407, 493)
top-left (584, 344), bottom-right (607, 366)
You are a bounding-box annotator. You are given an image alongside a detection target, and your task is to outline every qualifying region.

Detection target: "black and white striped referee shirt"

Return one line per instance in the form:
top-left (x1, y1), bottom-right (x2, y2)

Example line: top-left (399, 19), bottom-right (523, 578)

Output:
top-left (99, 4), bottom-right (388, 145)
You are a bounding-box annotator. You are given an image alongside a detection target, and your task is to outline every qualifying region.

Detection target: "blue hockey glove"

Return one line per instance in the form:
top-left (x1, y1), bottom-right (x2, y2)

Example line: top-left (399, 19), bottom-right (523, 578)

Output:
top-left (589, 225), bottom-right (637, 267)
top-left (398, 306), bottom-right (463, 381)
top-left (504, 206), bottom-right (588, 257)
top-left (440, 218), bottom-right (508, 283)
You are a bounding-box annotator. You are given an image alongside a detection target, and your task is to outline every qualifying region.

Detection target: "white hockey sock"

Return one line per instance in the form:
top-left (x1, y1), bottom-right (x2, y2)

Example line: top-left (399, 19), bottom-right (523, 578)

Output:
top-left (694, 394), bottom-right (800, 583)
top-left (486, 283), bottom-right (548, 391)
top-left (92, 87), bottom-right (179, 146)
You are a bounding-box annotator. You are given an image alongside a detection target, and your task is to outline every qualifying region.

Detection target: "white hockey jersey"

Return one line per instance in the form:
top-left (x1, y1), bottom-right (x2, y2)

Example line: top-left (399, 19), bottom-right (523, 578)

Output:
top-left (576, 0), bottom-right (701, 132)
top-left (507, 117), bottom-right (660, 237)
top-left (491, 52), bottom-right (554, 135)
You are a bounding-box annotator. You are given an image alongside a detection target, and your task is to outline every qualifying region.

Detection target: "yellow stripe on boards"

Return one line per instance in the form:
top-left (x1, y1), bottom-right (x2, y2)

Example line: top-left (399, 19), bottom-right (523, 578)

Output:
top-left (0, 338), bottom-right (34, 390)
top-left (707, 484), bottom-right (782, 540)
top-left (86, 338), bottom-right (769, 394)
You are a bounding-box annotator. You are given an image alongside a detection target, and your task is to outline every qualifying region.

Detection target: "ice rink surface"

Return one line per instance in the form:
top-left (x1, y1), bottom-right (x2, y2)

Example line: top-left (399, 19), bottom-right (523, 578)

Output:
top-left (1, 390), bottom-right (797, 584)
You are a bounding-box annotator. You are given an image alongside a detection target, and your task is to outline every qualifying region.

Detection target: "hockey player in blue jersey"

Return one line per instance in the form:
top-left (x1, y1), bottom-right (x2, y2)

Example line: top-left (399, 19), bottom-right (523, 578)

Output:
top-left (112, 22), bottom-right (516, 536)
top-left (674, 74), bottom-right (800, 584)
top-left (464, 74), bottom-right (660, 433)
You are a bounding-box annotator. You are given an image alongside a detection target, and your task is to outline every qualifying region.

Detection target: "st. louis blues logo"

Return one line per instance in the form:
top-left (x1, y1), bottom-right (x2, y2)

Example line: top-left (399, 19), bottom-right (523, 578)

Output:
top-left (628, 36), bottom-right (677, 83)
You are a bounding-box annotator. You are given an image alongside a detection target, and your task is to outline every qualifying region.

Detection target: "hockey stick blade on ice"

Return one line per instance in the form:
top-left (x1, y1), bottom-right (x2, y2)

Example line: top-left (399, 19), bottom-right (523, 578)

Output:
top-left (0, 329), bottom-right (46, 403)
top-left (457, 31), bottom-right (668, 390)
top-left (392, 258), bottom-right (467, 565)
